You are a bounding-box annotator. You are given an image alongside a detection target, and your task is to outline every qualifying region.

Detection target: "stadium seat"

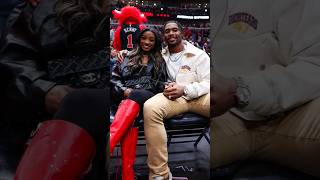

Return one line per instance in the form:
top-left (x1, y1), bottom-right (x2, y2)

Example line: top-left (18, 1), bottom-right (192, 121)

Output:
top-left (110, 107), bottom-right (210, 148)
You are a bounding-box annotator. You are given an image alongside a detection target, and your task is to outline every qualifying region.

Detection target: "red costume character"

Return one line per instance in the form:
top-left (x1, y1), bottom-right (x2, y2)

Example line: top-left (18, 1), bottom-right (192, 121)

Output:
top-left (111, 6), bottom-right (148, 180)
top-left (112, 6), bottom-right (148, 51)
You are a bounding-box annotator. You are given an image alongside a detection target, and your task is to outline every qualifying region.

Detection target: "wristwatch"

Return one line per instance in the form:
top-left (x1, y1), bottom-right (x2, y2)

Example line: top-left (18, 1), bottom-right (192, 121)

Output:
top-left (233, 77), bottom-right (250, 109)
top-left (183, 87), bottom-right (188, 96)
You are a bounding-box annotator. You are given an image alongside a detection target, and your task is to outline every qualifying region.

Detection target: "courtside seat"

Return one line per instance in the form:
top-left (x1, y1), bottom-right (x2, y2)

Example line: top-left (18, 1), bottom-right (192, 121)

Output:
top-left (164, 113), bottom-right (210, 147)
top-left (110, 106), bottom-right (210, 147)
top-left (165, 112), bottom-right (209, 130)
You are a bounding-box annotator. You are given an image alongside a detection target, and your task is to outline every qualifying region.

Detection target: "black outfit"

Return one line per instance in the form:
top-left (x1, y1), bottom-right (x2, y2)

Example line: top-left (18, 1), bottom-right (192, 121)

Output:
top-left (0, 0), bottom-right (109, 122)
top-left (1, 0), bottom-right (109, 113)
top-left (111, 54), bottom-right (167, 107)
top-left (0, 0), bottom-right (109, 179)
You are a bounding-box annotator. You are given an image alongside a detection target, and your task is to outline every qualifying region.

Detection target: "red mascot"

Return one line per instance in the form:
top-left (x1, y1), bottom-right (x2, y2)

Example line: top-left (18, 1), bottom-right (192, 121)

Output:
top-left (112, 6), bottom-right (148, 52)
top-left (110, 6), bottom-right (147, 180)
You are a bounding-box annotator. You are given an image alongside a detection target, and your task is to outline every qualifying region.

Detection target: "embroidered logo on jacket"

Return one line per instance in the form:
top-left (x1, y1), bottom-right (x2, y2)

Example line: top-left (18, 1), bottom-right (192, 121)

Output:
top-left (179, 65), bottom-right (191, 73)
top-left (229, 12), bottom-right (258, 33)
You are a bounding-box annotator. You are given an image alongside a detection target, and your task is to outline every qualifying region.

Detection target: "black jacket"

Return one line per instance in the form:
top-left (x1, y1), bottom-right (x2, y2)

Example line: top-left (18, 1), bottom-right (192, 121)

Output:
top-left (0, 0), bottom-right (108, 113)
top-left (111, 55), bottom-right (167, 100)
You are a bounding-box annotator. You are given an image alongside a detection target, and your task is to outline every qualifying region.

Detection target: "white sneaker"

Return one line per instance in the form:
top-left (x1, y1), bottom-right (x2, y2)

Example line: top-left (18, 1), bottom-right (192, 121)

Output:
top-left (153, 171), bottom-right (173, 180)
top-left (169, 171), bottom-right (172, 180)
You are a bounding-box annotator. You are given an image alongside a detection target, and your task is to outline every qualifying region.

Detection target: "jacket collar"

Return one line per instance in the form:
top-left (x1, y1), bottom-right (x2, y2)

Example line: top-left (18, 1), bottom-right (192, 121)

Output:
top-left (162, 40), bottom-right (197, 60)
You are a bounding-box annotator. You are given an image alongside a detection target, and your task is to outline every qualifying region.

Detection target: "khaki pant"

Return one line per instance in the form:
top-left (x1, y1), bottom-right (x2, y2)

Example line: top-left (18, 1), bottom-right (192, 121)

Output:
top-left (143, 93), bottom-right (210, 179)
top-left (211, 97), bottom-right (320, 177)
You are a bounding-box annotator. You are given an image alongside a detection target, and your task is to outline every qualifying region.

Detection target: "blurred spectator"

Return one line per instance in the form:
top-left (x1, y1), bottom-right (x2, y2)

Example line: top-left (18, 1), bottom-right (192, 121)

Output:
top-left (184, 26), bottom-right (192, 40)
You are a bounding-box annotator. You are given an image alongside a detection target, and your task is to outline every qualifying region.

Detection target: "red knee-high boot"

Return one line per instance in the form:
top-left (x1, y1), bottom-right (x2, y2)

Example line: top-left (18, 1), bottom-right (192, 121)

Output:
top-left (121, 127), bottom-right (138, 180)
top-left (14, 120), bottom-right (96, 180)
top-left (110, 99), bottom-right (140, 154)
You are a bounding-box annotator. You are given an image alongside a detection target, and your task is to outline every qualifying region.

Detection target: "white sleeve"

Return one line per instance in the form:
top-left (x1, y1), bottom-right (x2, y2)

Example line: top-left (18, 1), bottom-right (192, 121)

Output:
top-left (242, 1), bottom-right (320, 115)
top-left (184, 52), bottom-right (210, 100)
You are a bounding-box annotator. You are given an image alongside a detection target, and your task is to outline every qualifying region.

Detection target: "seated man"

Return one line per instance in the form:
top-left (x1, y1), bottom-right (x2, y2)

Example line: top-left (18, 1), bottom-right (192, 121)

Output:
top-left (143, 21), bottom-right (210, 179)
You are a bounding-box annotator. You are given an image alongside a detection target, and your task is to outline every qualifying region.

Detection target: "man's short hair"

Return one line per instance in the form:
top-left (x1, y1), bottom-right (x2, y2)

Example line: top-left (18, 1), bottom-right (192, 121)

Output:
top-left (163, 20), bottom-right (184, 32)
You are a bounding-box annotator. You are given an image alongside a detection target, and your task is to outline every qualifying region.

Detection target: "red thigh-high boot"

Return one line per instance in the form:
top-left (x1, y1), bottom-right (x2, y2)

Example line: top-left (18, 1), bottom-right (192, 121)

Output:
top-left (110, 99), bottom-right (140, 154)
top-left (121, 127), bottom-right (139, 180)
top-left (14, 120), bottom-right (96, 180)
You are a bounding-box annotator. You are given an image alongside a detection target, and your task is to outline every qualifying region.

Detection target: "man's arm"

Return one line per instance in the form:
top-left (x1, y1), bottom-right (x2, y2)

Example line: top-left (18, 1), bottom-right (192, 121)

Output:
top-left (183, 52), bottom-right (210, 100)
top-left (239, 1), bottom-right (320, 115)
top-left (212, 1), bottom-right (320, 117)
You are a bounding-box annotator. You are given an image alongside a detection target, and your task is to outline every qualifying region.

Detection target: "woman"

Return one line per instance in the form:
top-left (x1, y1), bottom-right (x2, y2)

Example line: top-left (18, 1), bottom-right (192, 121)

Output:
top-left (110, 28), bottom-right (167, 179)
top-left (1, 0), bottom-right (109, 179)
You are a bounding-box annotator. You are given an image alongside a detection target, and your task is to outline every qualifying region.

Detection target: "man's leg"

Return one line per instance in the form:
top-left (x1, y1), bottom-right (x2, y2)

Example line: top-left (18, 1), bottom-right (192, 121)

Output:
top-left (143, 93), bottom-right (189, 179)
top-left (211, 112), bottom-right (252, 168)
top-left (188, 94), bottom-right (210, 117)
top-left (254, 97), bottom-right (320, 177)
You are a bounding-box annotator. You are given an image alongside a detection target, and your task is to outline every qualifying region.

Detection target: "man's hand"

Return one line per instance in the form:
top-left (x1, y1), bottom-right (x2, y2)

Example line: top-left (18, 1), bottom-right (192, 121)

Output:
top-left (116, 50), bottom-right (128, 63)
top-left (27, 0), bottom-right (40, 6)
top-left (163, 82), bottom-right (185, 100)
top-left (211, 72), bottom-right (237, 117)
top-left (45, 85), bottom-right (75, 114)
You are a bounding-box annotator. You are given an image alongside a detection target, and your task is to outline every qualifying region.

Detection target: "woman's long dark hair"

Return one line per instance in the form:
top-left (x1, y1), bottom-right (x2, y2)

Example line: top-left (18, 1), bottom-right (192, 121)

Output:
top-left (54, 0), bottom-right (105, 33)
top-left (127, 28), bottom-right (164, 78)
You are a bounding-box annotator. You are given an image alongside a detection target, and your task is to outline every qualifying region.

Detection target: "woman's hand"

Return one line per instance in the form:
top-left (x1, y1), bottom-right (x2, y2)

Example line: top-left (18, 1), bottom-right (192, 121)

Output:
top-left (124, 88), bottom-right (133, 98)
top-left (116, 50), bottom-right (128, 63)
top-left (45, 85), bottom-right (75, 114)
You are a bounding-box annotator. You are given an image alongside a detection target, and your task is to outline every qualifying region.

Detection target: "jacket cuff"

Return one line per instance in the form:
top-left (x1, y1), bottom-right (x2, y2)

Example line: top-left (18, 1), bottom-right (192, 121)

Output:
top-left (241, 75), bottom-right (277, 115)
top-left (183, 84), bottom-right (198, 100)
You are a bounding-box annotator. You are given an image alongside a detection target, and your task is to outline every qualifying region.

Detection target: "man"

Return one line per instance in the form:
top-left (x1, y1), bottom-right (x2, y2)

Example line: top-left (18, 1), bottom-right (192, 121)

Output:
top-left (211, 0), bottom-right (320, 177)
top-left (143, 21), bottom-right (210, 179)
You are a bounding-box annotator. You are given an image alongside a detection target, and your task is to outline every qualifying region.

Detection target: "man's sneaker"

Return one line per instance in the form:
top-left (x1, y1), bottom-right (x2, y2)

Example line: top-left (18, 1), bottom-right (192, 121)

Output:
top-left (153, 171), bottom-right (173, 180)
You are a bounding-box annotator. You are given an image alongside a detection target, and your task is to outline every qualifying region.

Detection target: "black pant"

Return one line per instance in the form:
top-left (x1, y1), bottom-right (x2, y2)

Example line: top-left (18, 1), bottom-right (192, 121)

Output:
top-left (127, 89), bottom-right (155, 107)
top-left (126, 89), bottom-right (155, 123)
top-left (54, 88), bottom-right (109, 179)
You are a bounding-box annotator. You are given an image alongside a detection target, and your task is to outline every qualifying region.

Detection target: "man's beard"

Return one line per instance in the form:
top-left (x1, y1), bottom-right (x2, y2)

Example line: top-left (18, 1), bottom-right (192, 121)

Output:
top-left (167, 39), bottom-right (182, 48)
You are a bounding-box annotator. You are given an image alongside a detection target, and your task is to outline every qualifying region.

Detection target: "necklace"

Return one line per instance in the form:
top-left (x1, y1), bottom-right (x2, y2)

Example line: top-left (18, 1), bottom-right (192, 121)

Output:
top-left (169, 50), bottom-right (184, 62)
top-left (141, 55), bottom-right (149, 65)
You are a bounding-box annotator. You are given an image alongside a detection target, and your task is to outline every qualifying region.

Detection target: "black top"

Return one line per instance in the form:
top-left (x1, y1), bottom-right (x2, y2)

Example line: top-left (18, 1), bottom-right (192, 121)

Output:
top-left (111, 54), bottom-right (167, 101)
top-left (0, 0), bottom-right (108, 113)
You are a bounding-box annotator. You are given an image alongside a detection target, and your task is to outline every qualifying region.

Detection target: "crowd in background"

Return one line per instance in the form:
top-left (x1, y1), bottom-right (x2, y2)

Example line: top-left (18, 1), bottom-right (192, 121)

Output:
top-left (110, 24), bottom-right (210, 71)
